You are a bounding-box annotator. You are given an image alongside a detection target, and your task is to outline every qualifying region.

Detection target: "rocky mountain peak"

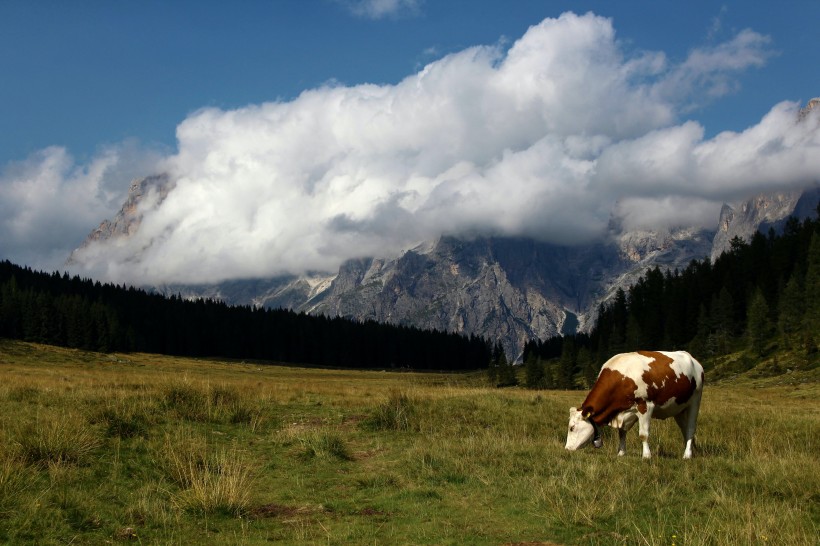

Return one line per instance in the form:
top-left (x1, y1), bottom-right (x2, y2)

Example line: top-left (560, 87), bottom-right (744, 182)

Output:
top-left (711, 190), bottom-right (805, 262)
top-left (798, 97), bottom-right (820, 121)
top-left (67, 174), bottom-right (172, 264)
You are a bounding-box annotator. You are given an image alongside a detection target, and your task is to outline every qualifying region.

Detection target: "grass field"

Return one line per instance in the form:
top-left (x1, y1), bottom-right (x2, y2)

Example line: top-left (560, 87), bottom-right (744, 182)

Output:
top-left (0, 339), bottom-right (818, 545)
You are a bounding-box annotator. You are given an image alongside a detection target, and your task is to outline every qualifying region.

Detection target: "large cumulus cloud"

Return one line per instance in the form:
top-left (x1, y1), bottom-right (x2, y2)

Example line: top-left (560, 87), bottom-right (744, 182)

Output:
top-left (9, 12), bottom-right (820, 284)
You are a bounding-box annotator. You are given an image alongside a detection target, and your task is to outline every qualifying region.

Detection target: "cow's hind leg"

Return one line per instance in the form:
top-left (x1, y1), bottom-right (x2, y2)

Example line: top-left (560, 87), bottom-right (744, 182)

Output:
top-left (638, 410), bottom-right (652, 459)
top-left (676, 393), bottom-right (702, 459)
top-left (674, 410), bottom-right (692, 458)
top-left (617, 428), bottom-right (627, 456)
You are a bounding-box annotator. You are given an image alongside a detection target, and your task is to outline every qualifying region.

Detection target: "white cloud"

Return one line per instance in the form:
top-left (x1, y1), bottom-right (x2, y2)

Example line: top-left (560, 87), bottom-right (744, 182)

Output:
top-left (18, 12), bottom-right (819, 285)
top-left (652, 29), bottom-right (771, 110)
top-left (345, 0), bottom-right (421, 20)
top-left (0, 142), bottom-right (163, 272)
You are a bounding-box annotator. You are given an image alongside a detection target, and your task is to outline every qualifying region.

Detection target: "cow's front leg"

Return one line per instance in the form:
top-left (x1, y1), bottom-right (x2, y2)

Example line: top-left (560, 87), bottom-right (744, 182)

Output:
top-left (617, 428), bottom-right (627, 456)
top-left (638, 410), bottom-right (652, 459)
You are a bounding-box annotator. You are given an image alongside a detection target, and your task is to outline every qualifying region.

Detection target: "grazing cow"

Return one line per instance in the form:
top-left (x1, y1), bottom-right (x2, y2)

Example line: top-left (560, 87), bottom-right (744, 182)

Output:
top-left (565, 350), bottom-right (704, 459)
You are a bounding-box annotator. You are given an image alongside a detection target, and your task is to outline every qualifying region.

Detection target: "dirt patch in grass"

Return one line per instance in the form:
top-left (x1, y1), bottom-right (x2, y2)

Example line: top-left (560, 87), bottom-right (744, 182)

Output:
top-left (250, 503), bottom-right (328, 519)
top-left (503, 543), bottom-right (564, 546)
top-left (355, 507), bottom-right (389, 516)
top-left (113, 526), bottom-right (139, 541)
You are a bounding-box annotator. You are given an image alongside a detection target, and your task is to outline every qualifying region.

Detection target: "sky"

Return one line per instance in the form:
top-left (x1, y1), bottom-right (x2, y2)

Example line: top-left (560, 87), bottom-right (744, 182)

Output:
top-left (1, 0), bottom-right (819, 284)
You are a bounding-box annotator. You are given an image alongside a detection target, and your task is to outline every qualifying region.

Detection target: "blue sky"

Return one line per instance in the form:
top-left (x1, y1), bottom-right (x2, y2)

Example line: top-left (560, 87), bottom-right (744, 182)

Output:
top-left (3, 0), bottom-right (817, 163)
top-left (1, 0), bottom-right (819, 282)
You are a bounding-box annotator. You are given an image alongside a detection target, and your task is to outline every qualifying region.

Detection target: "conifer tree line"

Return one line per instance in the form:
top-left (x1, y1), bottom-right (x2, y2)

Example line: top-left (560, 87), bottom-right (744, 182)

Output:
top-left (0, 261), bottom-right (491, 370)
top-left (522, 207), bottom-right (820, 389)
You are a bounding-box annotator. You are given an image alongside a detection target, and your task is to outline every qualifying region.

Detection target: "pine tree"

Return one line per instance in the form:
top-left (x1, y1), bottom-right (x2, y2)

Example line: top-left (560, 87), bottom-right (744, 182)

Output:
top-left (495, 346), bottom-right (518, 387)
top-left (746, 288), bottom-right (772, 357)
top-left (487, 341), bottom-right (502, 385)
top-left (625, 313), bottom-right (642, 350)
top-left (803, 232), bottom-right (820, 353)
top-left (710, 287), bottom-right (734, 354)
top-left (778, 273), bottom-right (804, 349)
top-left (524, 352), bottom-right (546, 389)
top-left (578, 346), bottom-right (597, 389)
top-left (689, 304), bottom-right (710, 357)
top-left (554, 338), bottom-right (576, 389)
top-left (608, 289), bottom-right (628, 353)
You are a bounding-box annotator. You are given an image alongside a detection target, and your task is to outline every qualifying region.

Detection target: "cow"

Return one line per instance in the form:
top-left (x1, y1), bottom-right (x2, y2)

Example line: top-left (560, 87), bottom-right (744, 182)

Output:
top-left (565, 350), bottom-right (704, 459)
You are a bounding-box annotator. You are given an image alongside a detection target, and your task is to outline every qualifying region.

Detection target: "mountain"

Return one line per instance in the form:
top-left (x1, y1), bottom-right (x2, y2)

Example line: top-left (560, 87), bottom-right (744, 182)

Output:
top-left (69, 174), bottom-right (172, 250)
top-left (67, 175), bottom-right (722, 359)
top-left (68, 176), bottom-right (818, 359)
top-left (710, 189), bottom-right (819, 262)
top-left (68, 100), bottom-right (820, 359)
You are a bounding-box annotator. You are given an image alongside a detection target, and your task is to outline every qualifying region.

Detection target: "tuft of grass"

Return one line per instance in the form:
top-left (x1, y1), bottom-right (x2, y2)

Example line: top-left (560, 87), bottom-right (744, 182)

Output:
top-left (162, 381), bottom-right (272, 428)
top-left (163, 381), bottom-right (209, 422)
top-left (0, 453), bottom-right (31, 516)
top-left (94, 395), bottom-right (155, 438)
top-left (11, 412), bottom-right (100, 467)
top-left (298, 431), bottom-right (354, 461)
top-left (6, 385), bottom-right (41, 404)
top-left (366, 389), bottom-right (417, 431)
top-left (209, 384), bottom-right (240, 407)
top-left (157, 428), bottom-right (257, 515)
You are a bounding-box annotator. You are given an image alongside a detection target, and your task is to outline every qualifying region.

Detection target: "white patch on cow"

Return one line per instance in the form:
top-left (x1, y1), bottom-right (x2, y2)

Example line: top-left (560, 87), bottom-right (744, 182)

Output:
top-left (605, 351), bottom-right (654, 399)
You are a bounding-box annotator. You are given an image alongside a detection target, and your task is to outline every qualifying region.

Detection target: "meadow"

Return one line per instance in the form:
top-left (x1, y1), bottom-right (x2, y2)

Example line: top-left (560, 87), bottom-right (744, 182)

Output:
top-left (0, 339), bottom-right (818, 545)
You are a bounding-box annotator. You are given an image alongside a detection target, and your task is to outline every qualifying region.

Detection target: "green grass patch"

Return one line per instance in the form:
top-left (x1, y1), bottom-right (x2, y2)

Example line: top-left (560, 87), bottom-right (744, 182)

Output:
top-left (10, 411), bottom-right (101, 467)
top-left (0, 339), bottom-right (818, 544)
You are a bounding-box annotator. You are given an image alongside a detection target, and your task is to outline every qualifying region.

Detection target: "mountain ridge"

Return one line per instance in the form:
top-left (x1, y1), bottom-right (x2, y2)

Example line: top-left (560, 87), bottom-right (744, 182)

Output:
top-left (67, 99), bottom-right (820, 358)
top-left (68, 179), bottom-right (819, 359)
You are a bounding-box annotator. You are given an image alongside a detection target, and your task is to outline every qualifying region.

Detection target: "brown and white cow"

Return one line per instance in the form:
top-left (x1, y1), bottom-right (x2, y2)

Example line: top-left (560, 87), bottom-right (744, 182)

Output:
top-left (565, 350), bottom-right (704, 459)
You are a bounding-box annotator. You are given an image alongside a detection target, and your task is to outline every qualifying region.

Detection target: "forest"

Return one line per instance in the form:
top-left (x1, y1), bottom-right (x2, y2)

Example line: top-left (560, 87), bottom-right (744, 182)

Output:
top-left (0, 261), bottom-right (491, 371)
top-left (519, 208), bottom-right (820, 389)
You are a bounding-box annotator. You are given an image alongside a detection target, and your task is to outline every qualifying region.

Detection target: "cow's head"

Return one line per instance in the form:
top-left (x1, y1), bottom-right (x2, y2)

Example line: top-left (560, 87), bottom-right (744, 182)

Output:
top-left (565, 407), bottom-right (602, 451)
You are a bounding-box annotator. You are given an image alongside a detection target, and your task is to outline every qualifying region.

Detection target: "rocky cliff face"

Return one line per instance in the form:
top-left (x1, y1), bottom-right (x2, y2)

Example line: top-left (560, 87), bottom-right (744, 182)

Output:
top-left (305, 238), bottom-right (570, 357)
top-left (303, 229), bottom-right (718, 358)
top-left (710, 190), bottom-right (805, 262)
top-left (67, 174), bottom-right (172, 264)
top-left (711, 185), bottom-right (820, 262)
top-left (798, 97), bottom-right (820, 121)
